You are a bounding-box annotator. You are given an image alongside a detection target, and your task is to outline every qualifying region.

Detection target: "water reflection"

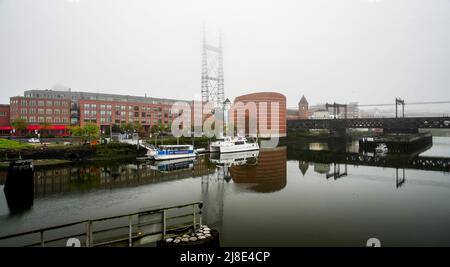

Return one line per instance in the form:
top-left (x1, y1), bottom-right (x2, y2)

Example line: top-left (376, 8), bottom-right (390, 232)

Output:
top-left (288, 140), bottom-right (450, 189)
top-left (229, 147), bottom-right (287, 193)
top-left (1, 139), bottom-right (450, 246)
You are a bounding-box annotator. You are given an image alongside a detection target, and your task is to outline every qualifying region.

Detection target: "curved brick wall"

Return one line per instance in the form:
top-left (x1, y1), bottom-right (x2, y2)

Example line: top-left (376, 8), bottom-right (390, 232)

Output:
top-left (233, 92), bottom-right (286, 137)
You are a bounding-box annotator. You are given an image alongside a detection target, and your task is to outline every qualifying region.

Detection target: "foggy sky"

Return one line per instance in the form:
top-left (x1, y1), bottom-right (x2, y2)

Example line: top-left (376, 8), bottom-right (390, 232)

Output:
top-left (1, 0), bottom-right (450, 109)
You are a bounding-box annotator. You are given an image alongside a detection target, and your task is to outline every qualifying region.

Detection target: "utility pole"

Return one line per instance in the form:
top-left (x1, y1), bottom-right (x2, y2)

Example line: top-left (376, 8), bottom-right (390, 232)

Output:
top-left (326, 102), bottom-right (348, 119)
top-left (395, 98), bottom-right (405, 118)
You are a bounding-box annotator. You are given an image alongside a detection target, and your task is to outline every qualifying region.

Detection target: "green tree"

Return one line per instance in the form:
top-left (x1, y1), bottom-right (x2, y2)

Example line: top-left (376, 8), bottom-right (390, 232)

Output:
top-left (84, 123), bottom-right (100, 142)
top-left (70, 123), bottom-right (100, 143)
top-left (132, 121), bottom-right (143, 133)
top-left (11, 118), bottom-right (28, 136)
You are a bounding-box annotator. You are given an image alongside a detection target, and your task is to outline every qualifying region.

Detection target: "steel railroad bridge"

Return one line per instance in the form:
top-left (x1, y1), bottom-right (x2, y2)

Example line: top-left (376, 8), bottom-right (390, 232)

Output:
top-left (287, 116), bottom-right (450, 133)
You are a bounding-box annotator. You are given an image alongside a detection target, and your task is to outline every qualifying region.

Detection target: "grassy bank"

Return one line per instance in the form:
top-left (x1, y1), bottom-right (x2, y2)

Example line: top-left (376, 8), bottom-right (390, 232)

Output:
top-left (0, 139), bottom-right (33, 150)
top-left (0, 142), bottom-right (145, 163)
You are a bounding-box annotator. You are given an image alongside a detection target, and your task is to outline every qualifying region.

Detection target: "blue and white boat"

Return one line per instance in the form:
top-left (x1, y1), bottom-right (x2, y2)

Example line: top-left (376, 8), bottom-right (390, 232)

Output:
top-left (146, 144), bottom-right (197, 161)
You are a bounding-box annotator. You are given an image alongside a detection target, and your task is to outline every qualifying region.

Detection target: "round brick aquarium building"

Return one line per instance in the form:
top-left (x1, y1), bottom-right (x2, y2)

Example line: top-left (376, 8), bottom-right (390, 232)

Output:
top-left (232, 92), bottom-right (286, 138)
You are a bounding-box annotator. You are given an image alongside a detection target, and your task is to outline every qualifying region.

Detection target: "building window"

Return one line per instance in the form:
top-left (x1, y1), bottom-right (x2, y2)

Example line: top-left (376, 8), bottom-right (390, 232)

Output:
top-left (54, 109), bottom-right (60, 115)
top-left (21, 109), bottom-right (27, 114)
top-left (21, 100), bottom-right (27, 107)
top-left (38, 117), bottom-right (45, 123)
top-left (54, 101), bottom-right (60, 107)
top-left (46, 101), bottom-right (53, 107)
top-left (38, 101), bottom-right (45, 107)
top-left (38, 109), bottom-right (45, 114)
top-left (30, 101), bottom-right (36, 106)
top-left (46, 117), bottom-right (52, 123)
top-left (29, 117), bottom-right (36, 123)
top-left (29, 109), bottom-right (36, 114)
top-left (46, 109), bottom-right (53, 115)
top-left (84, 104), bottom-right (90, 109)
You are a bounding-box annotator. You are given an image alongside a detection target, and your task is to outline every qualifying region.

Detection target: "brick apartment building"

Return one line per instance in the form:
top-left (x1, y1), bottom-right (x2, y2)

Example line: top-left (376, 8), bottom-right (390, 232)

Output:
top-left (7, 96), bottom-right (71, 136)
top-left (7, 89), bottom-right (191, 135)
top-left (79, 99), bottom-right (177, 133)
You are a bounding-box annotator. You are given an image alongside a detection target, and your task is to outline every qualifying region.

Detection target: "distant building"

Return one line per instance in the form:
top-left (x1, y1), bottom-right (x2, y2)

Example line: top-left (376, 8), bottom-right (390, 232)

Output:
top-left (347, 102), bottom-right (359, 118)
top-left (311, 109), bottom-right (330, 120)
top-left (298, 95), bottom-right (309, 119)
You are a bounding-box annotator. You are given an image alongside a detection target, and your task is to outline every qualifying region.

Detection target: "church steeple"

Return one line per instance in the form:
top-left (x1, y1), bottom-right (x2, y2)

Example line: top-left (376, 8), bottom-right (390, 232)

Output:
top-left (298, 95), bottom-right (309, 119)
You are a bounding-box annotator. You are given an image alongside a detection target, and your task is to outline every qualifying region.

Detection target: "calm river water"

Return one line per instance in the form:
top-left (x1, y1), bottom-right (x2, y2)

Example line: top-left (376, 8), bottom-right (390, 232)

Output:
top-left (1, 137), bottom-right (449, 246)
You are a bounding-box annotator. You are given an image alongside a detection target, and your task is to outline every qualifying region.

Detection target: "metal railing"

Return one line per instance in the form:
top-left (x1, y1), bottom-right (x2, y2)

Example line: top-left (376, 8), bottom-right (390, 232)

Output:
top-left (0, 201), bottom-right (203, 247)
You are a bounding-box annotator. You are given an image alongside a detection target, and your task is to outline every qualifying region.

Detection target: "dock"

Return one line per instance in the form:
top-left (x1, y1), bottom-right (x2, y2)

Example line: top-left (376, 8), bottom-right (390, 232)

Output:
top-left (359, 133), bottom-right (432, 153)
top-left (0, 201), bottom-right (211, 247)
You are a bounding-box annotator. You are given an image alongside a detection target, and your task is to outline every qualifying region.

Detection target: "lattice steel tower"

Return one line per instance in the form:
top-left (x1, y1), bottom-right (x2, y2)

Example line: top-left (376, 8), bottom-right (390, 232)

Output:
top-left (201, 27), bottom-right (224, 107)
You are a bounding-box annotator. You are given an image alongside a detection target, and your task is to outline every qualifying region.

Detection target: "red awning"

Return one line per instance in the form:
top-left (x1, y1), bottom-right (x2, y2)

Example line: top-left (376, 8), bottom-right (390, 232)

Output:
top-left (0, 126), bottom-right (12, 131)
top-left (26, 125), bottom-right (68, 130)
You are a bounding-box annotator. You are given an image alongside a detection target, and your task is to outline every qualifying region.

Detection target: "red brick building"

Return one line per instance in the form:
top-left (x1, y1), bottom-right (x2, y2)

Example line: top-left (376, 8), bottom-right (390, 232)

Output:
top-left (79, 99), bottom-right (180, 133)
top-left (9, 96), bottom-right (71, 136)
top-left (232, 92), bottom-right (287, 137)
top-left (0, 104), bottom-right (10, 127)
top-left (298, 95), bottom-right (309, 119)
top-left (0, 104), bottom-right (11, 135)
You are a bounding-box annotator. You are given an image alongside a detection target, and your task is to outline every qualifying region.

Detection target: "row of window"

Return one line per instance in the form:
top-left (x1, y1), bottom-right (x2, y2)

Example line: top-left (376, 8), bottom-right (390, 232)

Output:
top-left (12, 99), bottom-right (69, 107)
top-left (19, 116), bottom-right (69, 123)
top-left (82, 110), bottom-right (171, 118)
top-left (83, 119), bottom-right (169, 125)
top-left (83, 104), bottom-right (168, 113)
top-left (20, 108), bottom-right (69, 115)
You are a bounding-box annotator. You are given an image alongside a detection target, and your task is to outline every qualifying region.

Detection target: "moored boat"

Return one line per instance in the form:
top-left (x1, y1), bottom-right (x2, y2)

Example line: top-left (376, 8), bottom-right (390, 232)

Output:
top-left (210, 136), bottom-right (259, 154)
top-left (146, 144), bottom-right (197, 160)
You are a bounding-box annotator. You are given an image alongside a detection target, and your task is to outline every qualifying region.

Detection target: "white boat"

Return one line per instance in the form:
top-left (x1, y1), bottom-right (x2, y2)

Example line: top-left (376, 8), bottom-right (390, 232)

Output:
top-left (210, 136), bottom-right (259, 153)
top-left (375, 143), bottom-right (388, 154)
top-left (146, 144), bottom-right (197, 161)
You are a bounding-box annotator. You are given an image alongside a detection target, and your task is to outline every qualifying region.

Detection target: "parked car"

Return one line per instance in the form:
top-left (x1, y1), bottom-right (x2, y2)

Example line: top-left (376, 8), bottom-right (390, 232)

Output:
top-left (28, 138), bottom-right (40, 143)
